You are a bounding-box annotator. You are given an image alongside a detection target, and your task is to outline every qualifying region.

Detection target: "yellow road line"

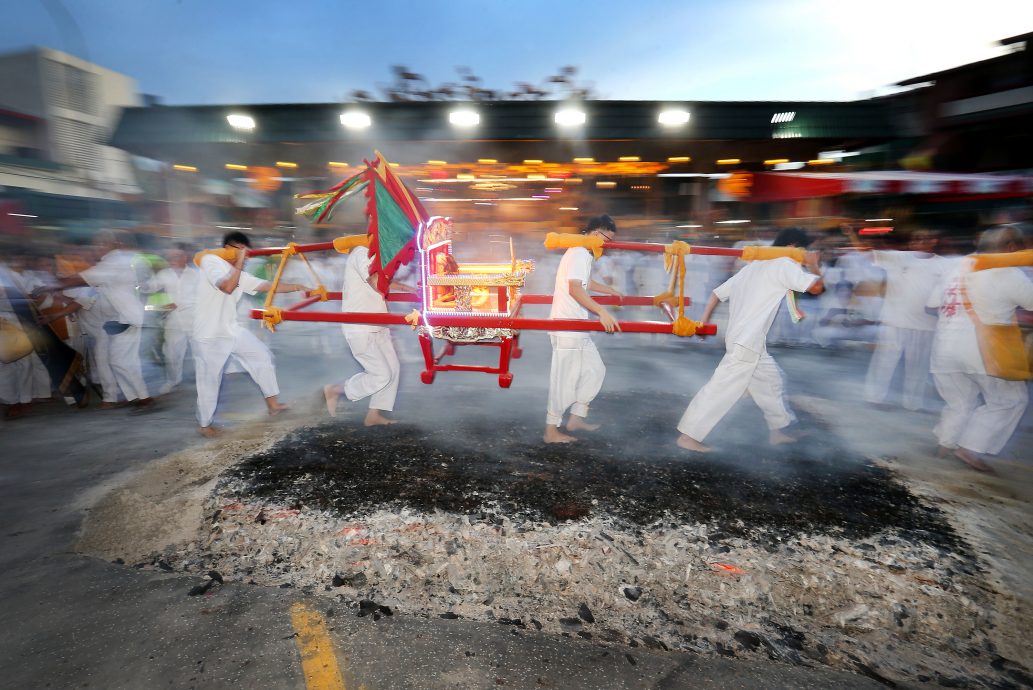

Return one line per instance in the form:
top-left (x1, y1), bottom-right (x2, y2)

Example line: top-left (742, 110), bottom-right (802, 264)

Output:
top-left (290, 602), bottom-right (346, 690)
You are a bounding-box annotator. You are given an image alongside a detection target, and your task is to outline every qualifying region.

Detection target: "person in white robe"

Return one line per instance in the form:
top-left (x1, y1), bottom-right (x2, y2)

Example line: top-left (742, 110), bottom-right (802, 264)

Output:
top-left (193, 232), bottom-right (309, 437)
top-left (676, 229), bottom-right (824, 452)
top-left (151, 247), bottom-right (198, 394)
top-left (322, 245), bottom-right (411, 426)
top-left (545, 215), bottom-right (623, 444)
top-left (927, 227), bottom-right (1033, 471)
top-left (859, 230), bottom-right (947, 411)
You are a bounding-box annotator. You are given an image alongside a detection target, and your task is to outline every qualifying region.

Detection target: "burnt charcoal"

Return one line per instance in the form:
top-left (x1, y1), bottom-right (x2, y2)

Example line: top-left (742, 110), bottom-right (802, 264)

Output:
top-left (156, 559), bottom-right (174, 572)
top-left (332, 572), bottom-right (367, 588)
top-left (278, 583), bottom-right (292, 588)
top-left (623, 587), bottom-right (642, 602)
top-left (439, 612), bottom-right (459, 619)
top-left (188, 579), bottom-right (215, 596)
top-left (577, 603), bottom-right (594, 623)
top-left (641, 636), bottom-right (668, 651)
top-left (734, 630), bottom-right (763, 651)
top-left (576, 631), bottom-right (592, 640)
top-left (207, 570), bottom-right (223, 584)
top-left (225, 392), bottom-right (964, 549)
top-left (529, 618), bottom-right (543, 631)
top-left (625, 653), bottom-right (637, 666)
top-left (558, 617), bottom-right (582, 627)
top-left (112, 558), bottom-right (125, 565)
top-left (357, 600), bottom-right (393, 618)
top-left (497, 618), bottom-right (525, 627)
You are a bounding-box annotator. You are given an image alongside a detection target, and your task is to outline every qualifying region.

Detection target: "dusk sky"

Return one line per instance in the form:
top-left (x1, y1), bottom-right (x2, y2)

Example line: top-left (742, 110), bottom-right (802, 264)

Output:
top-left (3, 0), bottom-right (1032, 104)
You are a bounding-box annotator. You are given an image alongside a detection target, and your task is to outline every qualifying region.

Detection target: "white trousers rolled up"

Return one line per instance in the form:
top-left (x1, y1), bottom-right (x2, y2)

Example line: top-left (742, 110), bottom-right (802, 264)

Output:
top-left (0, 355), bottom-right (33, 404)
top-left (341, 328), bottom-right (400, 411)
top-left (161, 311), bottom-right (193, 393)
top-left (30, 353), bottom-right (50, 398)
top-left (108, 326), bottom-right (149, 402)
top-left (933, 371), bottom-right (1028, 455)
top-left (865, 326), bottom-right (934, 410)
top-left (194, 328), bottom-right (279, 427)
top-left (677, 344), bottom-right (795, 443)
top-left (546, 334), bottom-right (605, 427)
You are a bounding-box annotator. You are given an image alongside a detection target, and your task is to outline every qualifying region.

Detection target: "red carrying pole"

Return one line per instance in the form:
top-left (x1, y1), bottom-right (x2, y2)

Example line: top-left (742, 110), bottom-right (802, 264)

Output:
top-left (246, 241), bottom-right (337, 257)
top-left (251, 308), bottom-right (716, 335)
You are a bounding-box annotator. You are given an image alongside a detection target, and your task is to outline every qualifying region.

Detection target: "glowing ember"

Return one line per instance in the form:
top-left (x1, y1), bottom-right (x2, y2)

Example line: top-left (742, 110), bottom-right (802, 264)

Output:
top-left (710, 562), bottom-right (746, 575)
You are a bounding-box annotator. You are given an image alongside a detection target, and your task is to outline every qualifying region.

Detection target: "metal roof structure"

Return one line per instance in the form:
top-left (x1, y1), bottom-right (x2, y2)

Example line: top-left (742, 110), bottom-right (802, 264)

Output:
top-left (109, 99), bottom-right (897, 170)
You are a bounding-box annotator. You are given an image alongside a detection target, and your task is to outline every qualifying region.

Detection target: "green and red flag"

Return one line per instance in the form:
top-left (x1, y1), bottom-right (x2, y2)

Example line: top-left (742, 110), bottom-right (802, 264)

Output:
top-left (296, 151), bottom-right (428, 295)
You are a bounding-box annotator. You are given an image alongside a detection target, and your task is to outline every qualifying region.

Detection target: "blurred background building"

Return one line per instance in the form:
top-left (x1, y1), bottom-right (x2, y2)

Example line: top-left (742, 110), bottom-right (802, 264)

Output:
top-left (0, 47), bottom-right (140, 238)
top-left (0, 33), bottom-right (1030, 246)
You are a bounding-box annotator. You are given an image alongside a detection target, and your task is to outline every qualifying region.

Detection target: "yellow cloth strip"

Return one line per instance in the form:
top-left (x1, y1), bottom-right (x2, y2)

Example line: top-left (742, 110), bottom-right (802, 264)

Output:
top-left (290, 602), bottom-right (346, 690)
top-left (192, 247), bottom-right (239, 267)
top-left (333, 235), bottom-right (371, 254)
top-left (543, 232), bottom-right (605, 259)
top-left (971, 249), bottom-right (1033, 271)
top-left (740, 246), bottom-right (806, 263)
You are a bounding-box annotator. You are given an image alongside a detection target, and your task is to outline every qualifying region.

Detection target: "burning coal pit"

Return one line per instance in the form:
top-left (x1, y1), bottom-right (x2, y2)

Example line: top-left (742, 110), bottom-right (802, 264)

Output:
top-left (188, 392), bottom-right (1027, 688)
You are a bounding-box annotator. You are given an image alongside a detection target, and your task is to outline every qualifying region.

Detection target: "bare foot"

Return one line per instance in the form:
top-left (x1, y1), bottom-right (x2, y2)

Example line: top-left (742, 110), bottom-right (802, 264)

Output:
top-left (198, 425), bottom-right (221, 438)
top-left (954, 448), bottom-right (993, 472)
top-left (769, 428), bottom-right (798, 446)
top-left (565, 415), bottom-right (600, 433)
top-left (676, 434), bottom-right (712, 453)
top-left (267, 402), bottom-right (290, 416)
top-left (323, 385), bottom-right (340, 417)
top-left (364, 409), bottom-right (398, 426)
top-left (544, 426), bottom-right (578, 444)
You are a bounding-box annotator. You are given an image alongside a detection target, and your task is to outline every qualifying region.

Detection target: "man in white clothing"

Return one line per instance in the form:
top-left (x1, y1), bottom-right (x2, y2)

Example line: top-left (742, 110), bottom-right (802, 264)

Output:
top-left (38, 231), bottom-right (155, 413)
top-left (545, 215), bottom-right (623, 444)
top-left (858, 229), bottom-right (946, 411)
top-left (927, 227), bottom-right (1033, 471)
top-left (677, 228), bottom-right (824, 452)
top-left (194, 231), bottom-right (309, 437)
top-left (322, 244), bottom-right (411, 426)
top-left (152, 246), bottom-right (198, 394)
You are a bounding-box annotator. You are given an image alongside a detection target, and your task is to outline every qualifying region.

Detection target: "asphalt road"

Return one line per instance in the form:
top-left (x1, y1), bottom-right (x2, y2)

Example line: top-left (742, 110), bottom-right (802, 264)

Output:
top-left (0, 327), bottom-right (914, 689)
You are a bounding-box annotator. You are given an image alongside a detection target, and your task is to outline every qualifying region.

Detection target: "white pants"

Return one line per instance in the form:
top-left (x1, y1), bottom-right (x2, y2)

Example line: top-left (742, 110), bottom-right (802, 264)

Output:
top-left (161, 312), bottom-right (193, 394)
top-left (546, 334), bottom-right (605, 426)
top-left (30, 353), bottom-right (50, 398)
top-left (933, 371), bottom-right (1028, 455)
top-left (0, 355), bottom-right (33, 404)
top-left (108, 326), bottom-right (149, 402)
top-left (194, 329), bottom-right (279, 427)
top-left (865, 326), bottom-right (934, 410)
top-left (678, 344), bottom-right (795, 442)
top-left (341, 329), bottom-right (400, 411)
top-left (83, 326), bottom-right (120, 402)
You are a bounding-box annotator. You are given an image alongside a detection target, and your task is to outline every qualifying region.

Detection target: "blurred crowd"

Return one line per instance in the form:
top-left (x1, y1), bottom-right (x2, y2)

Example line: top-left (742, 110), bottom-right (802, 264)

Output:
top-left (1, 219), bottom-right (1031, 467)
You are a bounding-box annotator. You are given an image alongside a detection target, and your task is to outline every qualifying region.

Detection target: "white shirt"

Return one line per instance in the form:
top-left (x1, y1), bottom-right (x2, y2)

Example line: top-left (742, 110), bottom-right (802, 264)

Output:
top-left (550, 247), bottom-right (593, 322)
top-left (341, 247), bottom-right (388, 334)
top-left (928, 262), bottom-right (1033, 375)
top-left (80, 250), bottom-right (145, 327)
top-left (153, 266), bottom-right (199, 314)
top-left (66, 286), bottom-right (114, 333)
top-left (193, 255), bottom-right (266, 341)
top-left (714, 257), bottom-right (818, 353)
top-left (873, 250), bottom-right (946, 331)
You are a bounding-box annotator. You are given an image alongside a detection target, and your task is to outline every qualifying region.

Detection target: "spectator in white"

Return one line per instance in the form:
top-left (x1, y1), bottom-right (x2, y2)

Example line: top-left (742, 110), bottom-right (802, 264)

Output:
top-left (193, 231), bottom-right (309, 437)
top-left (545, 214), bottom-right (623, 444)
top-left (857, 228), bottom-right (947, 411)
top-left (927, 227), bottom-right (1033, 471)
top-left (38, 231), bottom-right (155, 413)
top-left (0, 260), bottom-right (37, 418)
top-left (676, 228), bottom-right (824, 452)
top-left (151, 246), bottom-right (198, 394)
top-left (322, 244), bottom-right (412, 426)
